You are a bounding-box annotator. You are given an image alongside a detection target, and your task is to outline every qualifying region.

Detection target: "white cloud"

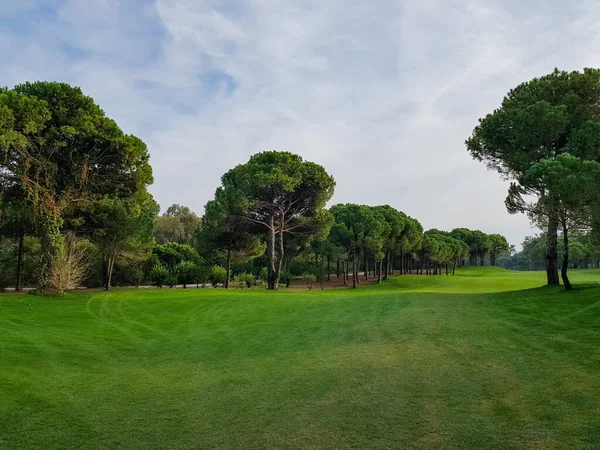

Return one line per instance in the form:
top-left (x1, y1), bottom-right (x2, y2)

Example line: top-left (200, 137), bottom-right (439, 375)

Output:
top-left (2, 0), bottom-right (600, 247)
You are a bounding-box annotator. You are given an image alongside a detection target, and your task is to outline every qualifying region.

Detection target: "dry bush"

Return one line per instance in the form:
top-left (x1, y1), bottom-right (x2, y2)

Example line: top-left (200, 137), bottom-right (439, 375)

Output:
top-left (47, 236), bottom-right (92, 293)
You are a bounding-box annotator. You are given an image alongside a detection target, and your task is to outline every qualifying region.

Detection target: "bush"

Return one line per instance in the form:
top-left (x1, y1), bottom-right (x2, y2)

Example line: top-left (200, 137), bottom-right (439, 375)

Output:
top-left (231, 274), bottom-right (245, 289)
top-left (244, 273), bottom-right (255, 288)
top-left (112, 264), bottom-right (144, 287)
top-left (196, 265), bottom-right (210, 287)
top-left (259, 267), bottom-right (268, 283)
top-left (209, 265), bottom-right (227, 287)
top-left (302, 273), bottom-right (317, 291)
top-left (165, 275), bottom-right (178, 288)
top-left (149, 264), bottom-right (170, 288)
top-left (279, 269), bottom-right (292, 288)
top-left (176, 261), bottom-right (198, 288)
top-left (47, 237), bottom-right (91, 293)
top-left (231, 273), bottom-right (256, 289)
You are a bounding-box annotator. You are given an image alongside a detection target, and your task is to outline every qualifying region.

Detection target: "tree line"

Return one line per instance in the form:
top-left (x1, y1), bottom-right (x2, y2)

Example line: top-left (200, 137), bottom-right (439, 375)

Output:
top-left (0, 81), bottom-right (508, 293)
top-left (500, 231), bottom-right (600, 271)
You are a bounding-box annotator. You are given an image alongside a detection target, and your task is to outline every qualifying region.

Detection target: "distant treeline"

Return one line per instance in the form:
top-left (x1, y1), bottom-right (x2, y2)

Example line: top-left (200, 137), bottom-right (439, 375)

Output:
top-left (0, 81), bottom-right (510, 292)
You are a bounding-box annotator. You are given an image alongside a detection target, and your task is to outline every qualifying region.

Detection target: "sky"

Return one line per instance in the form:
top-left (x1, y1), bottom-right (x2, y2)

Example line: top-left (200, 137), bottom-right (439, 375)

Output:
top-left (2, 0), bottom-right (600, 247)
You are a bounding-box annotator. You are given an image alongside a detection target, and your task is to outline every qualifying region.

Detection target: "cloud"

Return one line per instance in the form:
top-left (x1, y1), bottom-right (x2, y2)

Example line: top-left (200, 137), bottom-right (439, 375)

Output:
top-left (1, 0), bottom-right (600, 247)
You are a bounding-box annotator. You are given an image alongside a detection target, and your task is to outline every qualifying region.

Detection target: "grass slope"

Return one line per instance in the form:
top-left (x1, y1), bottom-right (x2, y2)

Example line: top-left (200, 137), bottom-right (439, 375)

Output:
top-left (1, 268), bottom-right (600, 449)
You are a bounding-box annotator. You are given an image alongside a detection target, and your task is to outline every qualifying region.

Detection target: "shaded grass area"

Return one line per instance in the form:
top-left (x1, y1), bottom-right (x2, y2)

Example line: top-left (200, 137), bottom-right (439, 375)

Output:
top-left (1, 269), bottom-right (600, 449)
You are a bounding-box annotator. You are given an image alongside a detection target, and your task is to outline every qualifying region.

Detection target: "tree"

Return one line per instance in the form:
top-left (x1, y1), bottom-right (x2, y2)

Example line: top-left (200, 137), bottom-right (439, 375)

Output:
top-left (375, 205), bottom-right (406, 280)
top-left (220, 151), bottom-right (335, 290)
top-left (153, 216), bottom-right (185, 244)
top-left (198, 185), bottom-right (265, 288)
top-left (330, 204), bottom-right (384, 287)
top-left (397, 215), bottom-right (423, 275)
top-left (82, 194), bottom-right (158, 290)
top-left (154, 204), bottom-right (201, 245)
top-left (0, 200), bottom-right (34, 291)
top-left (467, 68), bottom-right (600, 286)
top-left (519, 154), bottom-right (600, 289)
top-left (176, 261), bottom-right (198, 289)
top-left (488, 234), bottom-right (509, 266)
top-left (0, 82), bottom-right (153, 293)
top-left (149, 264), bottom-right (170, 288)
top-left (154, 242), bottom-right (200, 268)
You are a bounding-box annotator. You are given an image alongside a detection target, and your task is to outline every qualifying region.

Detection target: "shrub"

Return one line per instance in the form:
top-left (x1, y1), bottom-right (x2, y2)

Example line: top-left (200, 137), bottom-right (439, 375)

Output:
top-left (149, 264), bottom-right (170, 288)
top-left (165, 275), bottom-right (178, 288)
top-left (231, 274), bottom-right (245, 289)
top-left (244, 273), bottom-right (255, 289)
top-left (176, 261), bottom-right (198, 288)
top-left (302, 273), bottom-right (317, 291)
top-left (196, 265), bottom-right (210, 287)
top-left (259, 267), bottom-right (268, 283)
top-left (47, 237), bottom-right (91, 293)
top-left (231, 273), bottom-right (255, 289)
top-left (112, 264), bottom-right (144, 287)
top-left (280, 269), bottom-right (292, 288)
top-left (209, 265), bottom-right (227, 287)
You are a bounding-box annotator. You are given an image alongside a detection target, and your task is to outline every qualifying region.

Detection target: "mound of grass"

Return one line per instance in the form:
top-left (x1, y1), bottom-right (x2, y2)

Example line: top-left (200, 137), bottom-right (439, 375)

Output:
top-left (1, 269), bottom-right (599, 449)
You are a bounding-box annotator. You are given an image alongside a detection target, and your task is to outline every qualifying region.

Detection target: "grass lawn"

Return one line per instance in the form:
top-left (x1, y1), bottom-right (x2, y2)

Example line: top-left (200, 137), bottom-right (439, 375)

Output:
top-left (1, 267), bottom-right (599, 449)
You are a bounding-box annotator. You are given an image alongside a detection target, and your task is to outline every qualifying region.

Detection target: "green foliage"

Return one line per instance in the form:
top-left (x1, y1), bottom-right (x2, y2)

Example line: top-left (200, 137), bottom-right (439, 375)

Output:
top-left (279, 269), bottom-right (292, 288)
top-left (165, 275), bottom-right (178, 289)
top-left (154, 242), bottom-right (200, 267)
top-left (259, 267), bottom-right (268, 283)
top-left (302, 273), bottom-right (317, 291)
top-left (198, 184), bottom-right (265, 269)
top-left (231, 273), bottom-right (255, 289)
top-left (0, 81), bottom-right (154, 293)
top-left (154, 204), bottom-right (202, 245)
top-left (209, 265), bottom-right (227, 287)
top-left (221, 151), bottom-right (335, 289)
top-left (176, 261), bottom-right (198, 288)
top-left (467, 68), bottom-right (600, 285)
top-left (149, 264), bottom-right (170, 289)
top-left (112, 264), bottom-right (145, 287)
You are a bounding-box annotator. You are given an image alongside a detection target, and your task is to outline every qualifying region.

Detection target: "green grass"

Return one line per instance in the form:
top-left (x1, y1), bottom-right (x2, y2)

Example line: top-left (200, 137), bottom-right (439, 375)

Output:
top-left (1, 268), bottom-right (600, 449)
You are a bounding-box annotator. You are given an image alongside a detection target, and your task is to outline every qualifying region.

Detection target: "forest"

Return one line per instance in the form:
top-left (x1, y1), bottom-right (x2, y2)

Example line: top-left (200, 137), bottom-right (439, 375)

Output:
top-left (2, 68), bottom-right (600, 293)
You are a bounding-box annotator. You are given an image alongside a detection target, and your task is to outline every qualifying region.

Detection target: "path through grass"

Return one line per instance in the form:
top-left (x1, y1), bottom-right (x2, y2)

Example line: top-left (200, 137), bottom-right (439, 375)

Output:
top-left (1, 268), bottom-right (599, 449)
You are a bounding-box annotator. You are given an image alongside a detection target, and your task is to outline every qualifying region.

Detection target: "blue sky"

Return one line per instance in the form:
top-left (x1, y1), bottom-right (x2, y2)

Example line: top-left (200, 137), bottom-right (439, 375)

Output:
top-left (2, 0), bottom-right (600, 247)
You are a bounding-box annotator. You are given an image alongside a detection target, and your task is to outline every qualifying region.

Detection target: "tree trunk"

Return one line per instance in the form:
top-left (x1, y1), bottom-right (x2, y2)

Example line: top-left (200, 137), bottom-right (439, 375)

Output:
top-left (225, 248), bottom-right (231, 289)
top-left (267, 215), bottom-right (277, 290)
top-left (39, 208), bottom-right (66, 294)
top-left (352, 253), bottom-right (357, 288)
top-left (452, 260), bottom-right (456, 275)
top-left (344, 259), bottom-right (348, 285)
top-left (546, 213), bottom-right (560, 286)
top-left (561, 219), bottom-right (572, 291)
top-left (105, 243), bottom-right (117, 291)
top-left (327, 255), bottom-right (331, 281)
top-left (383, 252), bottom-right (388, 281)
top-left (400, 248), bottom-right (404, 275)
top-left (15, 230), bottom-right (24, 292)
top-left (377, 259), bottom-right (382, 283)
top-left (364, 249), bottom-right (368, 280)
top-left (275, 218), bottom-right (285, 290)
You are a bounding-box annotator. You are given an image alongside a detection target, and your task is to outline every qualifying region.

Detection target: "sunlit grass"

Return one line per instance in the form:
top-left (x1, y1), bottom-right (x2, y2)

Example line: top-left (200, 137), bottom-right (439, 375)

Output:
top-left (1, 268), bottom-right (599, 449)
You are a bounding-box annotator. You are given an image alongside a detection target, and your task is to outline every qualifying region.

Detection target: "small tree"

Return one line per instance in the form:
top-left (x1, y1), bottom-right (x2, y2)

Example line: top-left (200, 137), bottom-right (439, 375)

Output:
top-left (176, 261), bottom-right (199, 289)
top-left (150, 265), bottom-right (170, 289)
top-left (209, 265), bottom-right (227, 287)
top-left (302, 273), bottom-right (316, 291)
